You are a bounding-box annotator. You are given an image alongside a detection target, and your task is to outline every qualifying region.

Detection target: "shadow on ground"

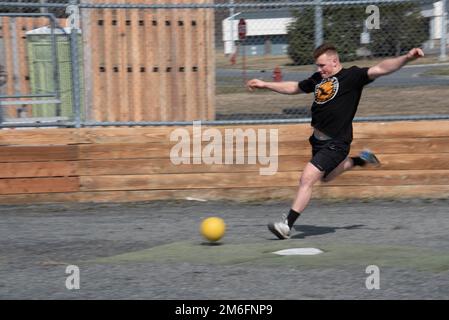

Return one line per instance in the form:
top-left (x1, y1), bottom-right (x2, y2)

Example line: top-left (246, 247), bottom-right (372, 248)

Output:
top-left (291, 224), bottom-right (366, 239)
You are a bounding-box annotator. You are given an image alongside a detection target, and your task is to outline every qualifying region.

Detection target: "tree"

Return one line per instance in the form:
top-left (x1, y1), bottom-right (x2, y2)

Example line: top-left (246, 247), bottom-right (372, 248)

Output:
top-left (323, 6), bottom-right (365, 62)
top-left (287, 8), bottom-right (315, 65)
top-left (287, 5), bottom-right (365, 65)
top-left (369, 3), bottom-right (428, 57)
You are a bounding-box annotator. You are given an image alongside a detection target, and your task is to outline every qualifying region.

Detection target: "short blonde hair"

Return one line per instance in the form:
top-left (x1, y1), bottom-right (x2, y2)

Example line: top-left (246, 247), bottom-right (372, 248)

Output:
top-left (313, 43), bottom-right (338, 60)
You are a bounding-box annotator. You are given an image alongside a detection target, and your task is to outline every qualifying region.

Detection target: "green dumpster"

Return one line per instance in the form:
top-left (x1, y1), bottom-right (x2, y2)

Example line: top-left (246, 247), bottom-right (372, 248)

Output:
top-left (26, 26), bottom-right (83, 118)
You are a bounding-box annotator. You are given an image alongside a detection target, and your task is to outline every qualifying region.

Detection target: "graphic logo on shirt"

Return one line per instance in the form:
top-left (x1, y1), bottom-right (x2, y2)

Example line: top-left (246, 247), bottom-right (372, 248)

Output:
top-left (314, 77), bottom-right (339, 104)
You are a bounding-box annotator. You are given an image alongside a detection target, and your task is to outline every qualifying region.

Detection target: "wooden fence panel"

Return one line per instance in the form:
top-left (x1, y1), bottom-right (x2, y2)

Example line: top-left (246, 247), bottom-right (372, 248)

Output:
top-left (82, 0), bottom-right (215, 122)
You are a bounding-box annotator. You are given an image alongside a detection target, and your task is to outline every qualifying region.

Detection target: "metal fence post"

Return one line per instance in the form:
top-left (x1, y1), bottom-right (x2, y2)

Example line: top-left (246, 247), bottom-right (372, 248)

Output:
top-left (67, 0), bottom-right (82, 128)
top-left (440, 0), bottom-right (448, 61)
top-left (314, 0), bottom-right (323, 49)
top-left (229, 0), bottom-right (235, 56)
top-left (50, 17), bottom-right (62, 117)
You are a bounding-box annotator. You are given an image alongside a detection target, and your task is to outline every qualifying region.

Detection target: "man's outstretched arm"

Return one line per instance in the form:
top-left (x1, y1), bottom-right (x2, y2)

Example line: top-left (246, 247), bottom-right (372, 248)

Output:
top-left (367, 48), bottom-right (424, 80)
top-left (246, 79), bottom-right (302, 94)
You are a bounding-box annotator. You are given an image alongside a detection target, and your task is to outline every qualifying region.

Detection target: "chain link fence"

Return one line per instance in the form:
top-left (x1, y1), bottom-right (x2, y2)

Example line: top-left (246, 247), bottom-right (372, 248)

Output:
top-left (0, 0), bottom-right (448, 128)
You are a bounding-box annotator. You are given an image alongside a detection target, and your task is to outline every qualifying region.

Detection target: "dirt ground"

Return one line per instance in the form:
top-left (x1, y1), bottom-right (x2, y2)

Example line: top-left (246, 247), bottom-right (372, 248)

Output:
top-left (215, 52), bottom-right (446, 72)
top-left (216, 86), bottom-right (449, 118)
top-left (1, 199), bottom-right (448, 300)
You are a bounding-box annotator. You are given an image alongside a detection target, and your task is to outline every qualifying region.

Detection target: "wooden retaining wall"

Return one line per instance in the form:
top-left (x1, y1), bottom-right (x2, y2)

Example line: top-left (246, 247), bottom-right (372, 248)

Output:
top-left (0, 120), bottom-right (448, 204)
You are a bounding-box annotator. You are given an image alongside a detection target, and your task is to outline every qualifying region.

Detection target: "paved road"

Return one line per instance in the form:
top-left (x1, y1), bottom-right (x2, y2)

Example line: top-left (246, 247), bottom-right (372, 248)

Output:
top-left (1, 199), bottom-right (448, 300)
top-left (217, 64), bottom-right (449, 87)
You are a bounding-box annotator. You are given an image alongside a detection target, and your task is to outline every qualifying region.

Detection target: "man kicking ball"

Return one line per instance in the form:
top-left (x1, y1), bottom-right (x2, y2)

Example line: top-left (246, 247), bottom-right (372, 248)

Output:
top-left (246, 43), bottom-right (424, 240)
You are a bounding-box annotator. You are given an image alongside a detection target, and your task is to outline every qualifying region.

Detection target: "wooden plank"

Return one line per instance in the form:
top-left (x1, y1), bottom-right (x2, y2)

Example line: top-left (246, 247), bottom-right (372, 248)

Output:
top-left (351, 137), bottom-right (449, 154)
top-left (124, 4), bottom-right (135, 122)
top-left (79, 142), bottom-right (170, 159)
top-left (0, 192), bottom-right (80, 204)
top-left (72, 124), bottom-right (311, 144)
top-left (318, 170), bottom-right (449, 186)
top-left (75, 124), bottom-right (290, 144)
top-left (154, 2), bottom-right (165, 121)
top-left (80, 170), bottom-right (449, 191)
top-left (137, 2), bottom-right (147, 122)
top-left (129, 2), bottom-right (143, 122)
top-left (196, 0), bottom-right (207, 120)
top-left (77, 122), bottom-right (449, 144)
top-left (372, 154), bottom-right (449, 170)
top-left (143, 5), bottom-right (158, 121)
top-left (0, 184), bottom-right (448, 205)
top-left (6, 127), bottom-right (439, 158)
top-left (1, 124), bottom-right (448, 148)
top-left (90, 7), bottom-right (105, 121)
top-left (205, 0), bottom-right (215, 120)
top-left (183, 5), bottom-right (196, 121)
top-left (0, 177), bottom-right (79, 194)
top-left (77, 187), bottom-right (297, 203)
top-left (353, 121), bottom-right (449, 139)
top-left (103, 8), bottom-right (115, 122)
top-left (118, 2), bottom-right (130, 122)
top-left (0, 129), bottom-right (82, 146)
top-left (113, 121), bottom-right (449, 142)
top-left (80, 171), bottom-right (297, 191)
top-left (79, 139), bottom-right (288, 159)
top-left (78, 134), bottom-right (449, 159)
top-left (314, 185), bottom-right (449, 199)
top-left (0, 145), bottom-right (78, 162)
top-left (77, 151), bottom-right (449, 176)
top-left (80, 170), bottom-right (449, 192)
top-left (158, 0), bottom-right (170, 121)
top-left (0, 161), bottom-right (78, 178)
top-left (78, 157), bottom-right (292, 175)
top-left (106, 137), bottom-right (449, 158)
top-left (173, 0), bottom-right (186, 121)
top-left (77, 184), bottom-right (449, 203)
top-left (166, 0), bottom-right (176, 121)
top-left (76, 126), bottom-right (173, 143)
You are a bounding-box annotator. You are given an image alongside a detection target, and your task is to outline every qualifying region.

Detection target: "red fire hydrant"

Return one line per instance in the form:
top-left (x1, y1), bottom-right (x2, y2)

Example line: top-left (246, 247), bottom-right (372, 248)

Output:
top-left (273, 66), bottom-right (282, 82)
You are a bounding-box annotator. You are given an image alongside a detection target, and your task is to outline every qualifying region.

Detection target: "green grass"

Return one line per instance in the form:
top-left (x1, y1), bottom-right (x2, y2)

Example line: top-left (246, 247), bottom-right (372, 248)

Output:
top-left (422, 66), bottom-right (449, 76)
top-left (215, 51), bottom-right (447, 72)
top-left (89, 241), bottom-right (449, 273)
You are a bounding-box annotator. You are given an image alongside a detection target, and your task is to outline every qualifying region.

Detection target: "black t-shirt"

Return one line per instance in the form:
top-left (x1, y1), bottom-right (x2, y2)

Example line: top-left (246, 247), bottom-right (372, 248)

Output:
top-left (298, 66), bottom-right (373, 143)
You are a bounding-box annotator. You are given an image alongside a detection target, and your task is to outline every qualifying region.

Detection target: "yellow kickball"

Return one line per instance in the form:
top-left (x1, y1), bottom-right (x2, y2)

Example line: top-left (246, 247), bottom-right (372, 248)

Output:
top-left (200, 217), bottom-right (226, 242)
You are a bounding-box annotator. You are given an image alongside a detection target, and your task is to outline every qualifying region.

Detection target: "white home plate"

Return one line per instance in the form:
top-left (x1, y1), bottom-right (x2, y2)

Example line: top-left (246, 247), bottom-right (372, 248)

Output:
top-left (273, 248), bottom-right (323, 256)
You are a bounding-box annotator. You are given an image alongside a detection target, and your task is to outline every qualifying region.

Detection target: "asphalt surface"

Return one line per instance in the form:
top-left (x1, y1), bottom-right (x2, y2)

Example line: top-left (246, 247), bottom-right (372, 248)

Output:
top-left (0, 199), bottom-right (448, 300)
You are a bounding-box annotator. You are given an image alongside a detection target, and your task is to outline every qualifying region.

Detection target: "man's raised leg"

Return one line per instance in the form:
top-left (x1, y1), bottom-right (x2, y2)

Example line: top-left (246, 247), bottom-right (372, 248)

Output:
top-left (268, 162), bottom-right (324, 239)
top-left (322, 149), bottom-right (381, 183)
top-left (291, 162), bottom-right (325, 212)
top-left (321, 157), bottom-right (354, 183)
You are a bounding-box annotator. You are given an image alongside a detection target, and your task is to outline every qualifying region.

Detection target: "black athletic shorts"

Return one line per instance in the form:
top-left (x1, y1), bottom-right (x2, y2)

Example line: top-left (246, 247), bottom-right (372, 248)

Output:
top-left (309, 134), bottom-right (350, 177)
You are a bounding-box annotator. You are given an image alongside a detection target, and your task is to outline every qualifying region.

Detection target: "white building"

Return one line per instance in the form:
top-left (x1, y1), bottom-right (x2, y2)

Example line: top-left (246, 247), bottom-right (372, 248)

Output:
top-left (222, 10), bottom-right (294, 56)
top-left (422, 0), bottom-right (449, 49)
